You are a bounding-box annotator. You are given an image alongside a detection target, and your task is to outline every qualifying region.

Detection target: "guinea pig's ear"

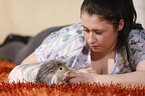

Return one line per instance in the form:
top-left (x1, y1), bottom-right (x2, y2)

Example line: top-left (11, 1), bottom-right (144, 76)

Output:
top-left (65, 62), bottom-right (69, 66)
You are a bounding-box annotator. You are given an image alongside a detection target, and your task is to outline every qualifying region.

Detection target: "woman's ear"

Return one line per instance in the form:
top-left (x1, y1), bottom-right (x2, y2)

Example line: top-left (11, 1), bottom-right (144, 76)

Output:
top-left (118, 19), bottom-right (124, 31)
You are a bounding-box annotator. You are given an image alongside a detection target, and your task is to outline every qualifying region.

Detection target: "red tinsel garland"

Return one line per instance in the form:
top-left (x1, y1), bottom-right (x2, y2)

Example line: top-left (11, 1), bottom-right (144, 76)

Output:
top-left (0, 60), bottom-right (145, 96)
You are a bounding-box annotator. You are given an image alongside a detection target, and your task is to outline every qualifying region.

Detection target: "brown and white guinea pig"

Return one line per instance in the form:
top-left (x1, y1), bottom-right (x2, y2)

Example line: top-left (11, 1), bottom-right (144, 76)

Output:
top-left (8, 60), bottom-right (70, 86)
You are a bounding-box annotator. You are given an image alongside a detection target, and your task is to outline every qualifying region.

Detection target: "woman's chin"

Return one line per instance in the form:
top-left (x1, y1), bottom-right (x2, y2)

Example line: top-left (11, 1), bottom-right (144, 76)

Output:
top-left (91, 48), bottom-right (102, 53)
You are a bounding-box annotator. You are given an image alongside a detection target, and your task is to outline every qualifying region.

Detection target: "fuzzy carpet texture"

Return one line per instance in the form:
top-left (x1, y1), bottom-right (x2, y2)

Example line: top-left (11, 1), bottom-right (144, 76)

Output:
top-left (0, 60), bottom-right (145, 96)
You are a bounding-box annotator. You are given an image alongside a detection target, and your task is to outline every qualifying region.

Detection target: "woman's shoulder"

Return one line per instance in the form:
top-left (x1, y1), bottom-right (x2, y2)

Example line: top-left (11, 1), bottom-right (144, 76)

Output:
top-left (114, 29), bottom-right (145, 74)
top-left (42, 23), bottom-right (83, 43)
top-left (128, 29), bottom-right (145, 38)
top-left (127, 29), bottom-right (145, 68)
top-left (128, 29), bottom-right (145, 51)
top-left (35, 22), bottom-right (86, 62)
top-left (128, 29), bottom-right (145, 44)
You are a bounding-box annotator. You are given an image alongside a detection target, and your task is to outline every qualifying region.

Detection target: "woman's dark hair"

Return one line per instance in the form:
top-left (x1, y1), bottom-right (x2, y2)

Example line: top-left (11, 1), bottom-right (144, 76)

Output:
top-left (81, 0), bottom-right (143, 71)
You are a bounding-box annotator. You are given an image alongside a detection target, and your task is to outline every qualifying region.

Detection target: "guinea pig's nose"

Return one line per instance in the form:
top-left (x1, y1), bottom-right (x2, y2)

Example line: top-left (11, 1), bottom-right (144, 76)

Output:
top-left (66, 71), bottom-right (70, 76)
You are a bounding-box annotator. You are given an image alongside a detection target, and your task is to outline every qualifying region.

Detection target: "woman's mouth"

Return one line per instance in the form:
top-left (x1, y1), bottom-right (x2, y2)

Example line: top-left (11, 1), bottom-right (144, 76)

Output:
top-left (90, 45), bottom-right (100, 49)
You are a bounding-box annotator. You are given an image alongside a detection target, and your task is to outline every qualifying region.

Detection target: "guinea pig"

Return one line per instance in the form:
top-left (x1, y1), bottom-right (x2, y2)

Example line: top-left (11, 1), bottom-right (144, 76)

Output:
top-left (8, 60), bottom-right (70, 86)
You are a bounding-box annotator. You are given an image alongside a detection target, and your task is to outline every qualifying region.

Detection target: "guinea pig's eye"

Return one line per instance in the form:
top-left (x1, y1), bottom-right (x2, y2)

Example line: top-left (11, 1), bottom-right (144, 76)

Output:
top-left (59, 67), bottom-right (63, 70)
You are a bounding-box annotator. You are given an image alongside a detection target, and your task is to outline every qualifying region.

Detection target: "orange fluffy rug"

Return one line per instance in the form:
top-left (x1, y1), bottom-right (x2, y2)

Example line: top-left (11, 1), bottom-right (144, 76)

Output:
top-left (0, 60), bottom-right (145, 96)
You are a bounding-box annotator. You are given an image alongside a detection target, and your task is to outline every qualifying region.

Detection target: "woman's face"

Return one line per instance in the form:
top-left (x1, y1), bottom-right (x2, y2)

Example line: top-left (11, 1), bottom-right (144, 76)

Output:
top-left (81, 12), bottom-right (121, 53)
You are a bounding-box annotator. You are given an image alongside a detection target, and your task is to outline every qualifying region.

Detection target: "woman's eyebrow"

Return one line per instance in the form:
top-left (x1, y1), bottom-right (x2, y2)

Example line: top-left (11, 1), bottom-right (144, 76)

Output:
top-left (82, 25), bottom-right (88, 29)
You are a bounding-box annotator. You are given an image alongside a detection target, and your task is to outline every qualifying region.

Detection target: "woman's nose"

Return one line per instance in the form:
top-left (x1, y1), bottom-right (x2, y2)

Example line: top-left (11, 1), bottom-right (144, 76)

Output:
top-left (88, 32), bottom-right (96, 44)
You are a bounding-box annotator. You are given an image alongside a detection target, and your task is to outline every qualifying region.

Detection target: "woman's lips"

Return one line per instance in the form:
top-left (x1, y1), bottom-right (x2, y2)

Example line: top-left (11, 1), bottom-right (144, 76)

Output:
top-left (90, 45), bottom-right (100, 48)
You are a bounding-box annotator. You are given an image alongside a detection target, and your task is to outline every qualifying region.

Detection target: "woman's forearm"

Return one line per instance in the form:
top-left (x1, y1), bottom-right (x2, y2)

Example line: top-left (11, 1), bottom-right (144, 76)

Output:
top-left (83, 71), bottom-right (145, 85)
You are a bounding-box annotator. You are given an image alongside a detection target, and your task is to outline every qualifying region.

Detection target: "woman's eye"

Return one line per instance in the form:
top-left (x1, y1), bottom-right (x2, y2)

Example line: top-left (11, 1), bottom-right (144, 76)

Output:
top-left (95, 32), bottom-right (102, 34)
top-left (83, 29), bottom-right (90, 32)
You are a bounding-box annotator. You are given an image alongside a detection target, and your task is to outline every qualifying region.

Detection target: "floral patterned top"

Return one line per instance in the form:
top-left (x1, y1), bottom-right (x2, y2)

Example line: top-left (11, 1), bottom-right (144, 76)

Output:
top-left (35, 23), bottom-right (145, 74)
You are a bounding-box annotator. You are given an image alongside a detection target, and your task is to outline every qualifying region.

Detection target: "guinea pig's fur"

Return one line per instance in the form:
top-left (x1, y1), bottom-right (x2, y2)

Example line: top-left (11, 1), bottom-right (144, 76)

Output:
top-left (36, 60), bottom-right (70, 85)
top-left (8, 60), bottom-right (70, 86)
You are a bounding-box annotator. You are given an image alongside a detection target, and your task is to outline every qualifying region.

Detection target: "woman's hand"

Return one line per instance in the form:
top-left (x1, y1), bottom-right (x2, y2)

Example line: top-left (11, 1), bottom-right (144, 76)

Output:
top-left (68, 68), bottom-right (85, 84)
top-left (68, 68), bottom-right (97, 84)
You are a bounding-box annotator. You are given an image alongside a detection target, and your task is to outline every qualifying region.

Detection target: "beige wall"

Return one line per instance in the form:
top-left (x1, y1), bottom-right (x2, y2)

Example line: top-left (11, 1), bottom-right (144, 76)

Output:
top-left (0, 0), bottom-right (83, 43)
top-left (0, 0), bottom-right (144, 44)
top-left (133, 0), bottom-right (145, 28)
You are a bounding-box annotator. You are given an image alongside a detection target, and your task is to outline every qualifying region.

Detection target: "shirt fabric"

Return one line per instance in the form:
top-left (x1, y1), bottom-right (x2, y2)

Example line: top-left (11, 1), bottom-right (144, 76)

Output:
top-left (35, 23), bottom-right (145, 74)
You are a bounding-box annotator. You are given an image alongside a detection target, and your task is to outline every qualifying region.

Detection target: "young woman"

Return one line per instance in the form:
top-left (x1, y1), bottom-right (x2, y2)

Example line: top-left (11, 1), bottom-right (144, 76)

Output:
top-left (2, 0), bottom-right (145, 85)
top-left (68, 0), bottom-right (145, 85)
